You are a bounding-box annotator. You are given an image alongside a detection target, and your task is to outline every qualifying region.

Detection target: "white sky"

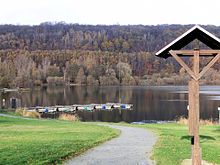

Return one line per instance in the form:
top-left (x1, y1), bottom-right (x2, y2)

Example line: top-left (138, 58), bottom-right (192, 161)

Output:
top-left (0, 0), bottom-right (220, 25)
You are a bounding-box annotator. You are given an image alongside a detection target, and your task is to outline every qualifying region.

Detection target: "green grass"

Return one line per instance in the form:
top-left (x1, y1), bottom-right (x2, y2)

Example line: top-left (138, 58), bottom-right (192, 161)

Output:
top-left (117, 123), bottom-right (220, 165)
top-left (0, 109), bottom-right (19, 116)
top-left (0, 116), bottom-right (119, 165)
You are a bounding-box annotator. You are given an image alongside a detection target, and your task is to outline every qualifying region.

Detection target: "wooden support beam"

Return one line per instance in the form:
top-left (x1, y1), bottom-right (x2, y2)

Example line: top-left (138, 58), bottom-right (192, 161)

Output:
top-left (192, 80), bottom-right (201, 165)
top-left (169, 50), bottom-right (197, 80)
top-left (0, 92), bottom-right (2, 109)
top-left (169, 49), bottom-right (220, 165)
top-left (192, 49), bottom-right (201, 165)
top-left (194, 50), bottom-right (200, 76)
top-left (198, 53), bottom-right (220, 79)
top-left (172, 50), bottom-right (195, 55)
top-left (172, 50), bottom-right (220, 56)
top-left (188, 80), bottom-right (195, 136)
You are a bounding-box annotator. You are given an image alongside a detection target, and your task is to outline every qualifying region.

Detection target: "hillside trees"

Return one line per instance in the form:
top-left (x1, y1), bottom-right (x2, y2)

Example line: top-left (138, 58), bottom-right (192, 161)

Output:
top-left (0, 23), bottom-right (220, 87)
top-left (64, 62), bottom-right (79, 84)
top-left (14, 54), bottom-right (35, 87)
top-left (116, 62), bottom-right (136, 85)
top-left (75, 67), bottom-right (86, 85)
top-left (0, 23), bottom-right (219, 52)
top-left (0, 49), bottom-right (219, 87)
top-left (0, 60), bottom-right (15, 87)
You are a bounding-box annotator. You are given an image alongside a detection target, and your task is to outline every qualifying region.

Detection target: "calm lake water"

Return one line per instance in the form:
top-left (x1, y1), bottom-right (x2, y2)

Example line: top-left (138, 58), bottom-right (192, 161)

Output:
top-left (1, 86), bottom-right (220, 122)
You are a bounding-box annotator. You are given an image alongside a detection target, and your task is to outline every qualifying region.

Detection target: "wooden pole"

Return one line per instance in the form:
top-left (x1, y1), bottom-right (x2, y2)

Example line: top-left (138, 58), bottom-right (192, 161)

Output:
top-left (188, 80), bottom-right (195, 136)
top-left (218, 107), bottom-right (220, 125)
top-left (169, 49), bottom-right (220, 164)
top-left (192, 49), bottom-right (202, 165)
top-left (0, 91), bottom-right (2, 109)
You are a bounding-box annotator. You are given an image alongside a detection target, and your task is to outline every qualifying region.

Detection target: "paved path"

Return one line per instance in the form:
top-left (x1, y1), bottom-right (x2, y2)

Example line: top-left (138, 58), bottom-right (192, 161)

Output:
top-left (65, 124), bottom-right (157, 165)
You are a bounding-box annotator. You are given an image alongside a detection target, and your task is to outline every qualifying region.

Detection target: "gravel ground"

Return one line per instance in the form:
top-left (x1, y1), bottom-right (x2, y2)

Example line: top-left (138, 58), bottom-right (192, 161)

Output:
top-left (65, 124), bottom-right (157, 165)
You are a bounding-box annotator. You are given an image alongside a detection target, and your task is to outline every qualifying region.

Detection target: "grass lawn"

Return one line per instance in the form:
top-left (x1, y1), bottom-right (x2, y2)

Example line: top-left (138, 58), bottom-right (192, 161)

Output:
top-left (0, 109), bottom-right (20, 116)
top-left (0, 116), bottom-right (119, 165)
top-left (119, 123), bottom-right (220, 165)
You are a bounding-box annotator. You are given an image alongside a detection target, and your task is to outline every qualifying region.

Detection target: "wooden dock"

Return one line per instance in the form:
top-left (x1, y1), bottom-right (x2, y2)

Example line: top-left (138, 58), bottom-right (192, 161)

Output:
top-left (28, 103), bottom-right (133, 113)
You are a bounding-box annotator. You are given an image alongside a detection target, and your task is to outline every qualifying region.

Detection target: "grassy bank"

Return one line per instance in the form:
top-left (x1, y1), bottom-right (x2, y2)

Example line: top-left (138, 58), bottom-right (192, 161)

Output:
top-left (0, 116), bottom-right (119, 165)
top-left (0, 109), bottom-right (19, 116)
top-left (119, 123), bottom-right (220, 165)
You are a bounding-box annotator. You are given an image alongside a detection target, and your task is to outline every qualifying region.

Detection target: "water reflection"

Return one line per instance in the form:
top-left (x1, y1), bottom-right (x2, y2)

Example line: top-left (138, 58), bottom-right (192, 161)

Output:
top-left (1, 86), bottom-right (220, 122)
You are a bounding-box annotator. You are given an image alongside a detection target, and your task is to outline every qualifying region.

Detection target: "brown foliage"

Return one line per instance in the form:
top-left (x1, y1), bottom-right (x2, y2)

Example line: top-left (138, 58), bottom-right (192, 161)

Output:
top-left (58, 113), bottom-right (79, 121)
top-left (15, 108), bottom-right (41, 118)
top-left (177, 116), bottom-right (216, 126)
top-left (47, 76), bottom-right (64, 86)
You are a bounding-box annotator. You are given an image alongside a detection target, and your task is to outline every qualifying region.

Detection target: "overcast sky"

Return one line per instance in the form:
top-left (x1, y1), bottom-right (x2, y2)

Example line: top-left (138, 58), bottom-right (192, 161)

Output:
top-left (0, 0), bottom-right (220, 25)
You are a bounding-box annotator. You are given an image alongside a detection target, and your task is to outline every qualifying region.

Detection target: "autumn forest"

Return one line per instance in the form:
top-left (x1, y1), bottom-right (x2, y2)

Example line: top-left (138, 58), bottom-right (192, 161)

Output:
top-left (1, 23), bottom-right (220, 88)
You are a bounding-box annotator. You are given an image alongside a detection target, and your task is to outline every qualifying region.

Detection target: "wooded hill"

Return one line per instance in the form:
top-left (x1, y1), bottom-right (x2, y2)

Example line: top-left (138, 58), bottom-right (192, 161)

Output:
top-left (0, 23), bottom-right (220, 87)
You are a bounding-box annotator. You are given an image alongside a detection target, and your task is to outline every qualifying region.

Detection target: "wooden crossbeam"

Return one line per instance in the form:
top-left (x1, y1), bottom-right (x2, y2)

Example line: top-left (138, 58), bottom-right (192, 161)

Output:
top-left (169, 50), bottom-right (197, 80)
top-left (198, 53), bottom-right (220, 79)
top-left (172, 50), bottom-right (220, 56)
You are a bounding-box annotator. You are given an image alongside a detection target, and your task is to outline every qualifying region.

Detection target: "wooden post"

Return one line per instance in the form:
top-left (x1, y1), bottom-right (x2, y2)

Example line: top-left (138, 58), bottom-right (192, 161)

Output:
top-left (188, 80), bottom-right (195, 136)
top-left (157, 26), bottom-right (220, 165)
top-left (192, 49), bottom-right (201, 165)
top-left (218, 107), bottom-right (220, 125)
top-left (0, 91), bottom-right (2, 109)
top-left (169, 49), bottom-right (220, 164)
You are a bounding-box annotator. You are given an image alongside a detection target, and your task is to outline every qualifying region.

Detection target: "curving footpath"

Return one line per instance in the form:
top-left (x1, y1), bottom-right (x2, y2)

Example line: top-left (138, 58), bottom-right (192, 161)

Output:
top-left (65, 124), bottom-right (157, 165)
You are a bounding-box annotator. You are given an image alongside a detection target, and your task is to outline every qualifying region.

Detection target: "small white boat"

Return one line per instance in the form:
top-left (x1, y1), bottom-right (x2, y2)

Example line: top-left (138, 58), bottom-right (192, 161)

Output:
top-left (121, 104), bottom-right (133, 110)
top-left (110, 103), bottom-right (121, 108)
top-left (83, 105), bottom-right (94, 111)
top-left (36, 107), bottom-right (48, 113)
top-left (94, 104), bottom-right (102, 110)
top-left (101, 104), bottom-right (112, 110)
top-left (57, 107), bottom-right (72, 112)
top-left (72, 105), bottom-right (78, 111)
top-left (106, 103), bottom-right (114, 108)
top-left (48, 107), bottom-right (57, 113)
top-left (70, 106), bottom-right (77, 112)
top-left (76, 105), bottom-right (85, 110)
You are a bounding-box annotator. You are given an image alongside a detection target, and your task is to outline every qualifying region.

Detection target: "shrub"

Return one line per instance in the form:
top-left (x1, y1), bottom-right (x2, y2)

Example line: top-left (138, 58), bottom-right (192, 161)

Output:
top-left (58, 113), bottom-right (79, 122)
top-left (177, 116), bottom-right (216, 125)
top-left (33, 80), bottom-right (42, 86)
top-left (87, 75), bottom-right (99, 85)
top-left (15, 108), bottom-right (24, 116)
top-left (99, 75), bottom-right (119, 86)
top-left (15, 108), bottom-right (40, 118)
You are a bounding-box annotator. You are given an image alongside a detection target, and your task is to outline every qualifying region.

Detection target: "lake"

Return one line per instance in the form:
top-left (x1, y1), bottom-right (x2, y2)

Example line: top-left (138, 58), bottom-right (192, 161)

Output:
top-left (1, 86), bottom-right (220, 122)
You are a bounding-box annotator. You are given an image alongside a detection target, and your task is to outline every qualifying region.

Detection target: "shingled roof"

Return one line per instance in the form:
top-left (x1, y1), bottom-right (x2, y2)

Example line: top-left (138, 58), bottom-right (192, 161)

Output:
top-left (156, 25), bottom-right (220, 58)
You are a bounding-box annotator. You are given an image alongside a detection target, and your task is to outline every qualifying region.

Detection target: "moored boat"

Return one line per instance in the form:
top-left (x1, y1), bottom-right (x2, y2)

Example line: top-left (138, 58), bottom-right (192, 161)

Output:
top-left (101, 104), bottom-right (112, 110)
top-left (121, 104), bottom-right (133, 110)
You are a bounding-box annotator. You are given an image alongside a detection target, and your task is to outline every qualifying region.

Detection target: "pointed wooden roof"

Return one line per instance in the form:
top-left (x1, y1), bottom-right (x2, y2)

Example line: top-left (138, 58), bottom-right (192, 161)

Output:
top-left (156, 25), bottom-right (220, 58)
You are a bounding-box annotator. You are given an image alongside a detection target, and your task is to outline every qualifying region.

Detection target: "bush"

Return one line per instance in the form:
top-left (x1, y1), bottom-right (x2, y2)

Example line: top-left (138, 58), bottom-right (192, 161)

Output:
top-left (87, 75), bottom-right (99, 85)
top-left (15, 108), bottom-right (40, 118)
top-left (15, 108), bottom-right (24, 116)
top-left (177, 116), bottom-right (216, 125)
top-left (33, 80), bottom-right (42, 86)
top-left (121, 75), bottom-right (136, 85)
top-left (99, 76), bottom-right (119, 86)
top-left (58, 113), bottom-right (79, 122)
